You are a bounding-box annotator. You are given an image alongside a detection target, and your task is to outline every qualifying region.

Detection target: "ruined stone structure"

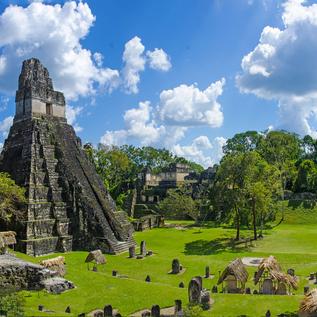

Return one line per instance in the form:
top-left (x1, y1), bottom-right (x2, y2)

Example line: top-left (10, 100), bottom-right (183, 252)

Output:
top-left (0, 58), bottom-right (134, 256)
top-left (130, 163), bottom-right (216, 219)
top-left (0, 253), bottom-right (74, 293)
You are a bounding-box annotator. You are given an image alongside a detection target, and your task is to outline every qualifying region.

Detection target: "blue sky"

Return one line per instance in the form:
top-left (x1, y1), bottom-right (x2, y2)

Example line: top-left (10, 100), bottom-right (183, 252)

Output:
top-left (1, 0), bottom-right (317, 167)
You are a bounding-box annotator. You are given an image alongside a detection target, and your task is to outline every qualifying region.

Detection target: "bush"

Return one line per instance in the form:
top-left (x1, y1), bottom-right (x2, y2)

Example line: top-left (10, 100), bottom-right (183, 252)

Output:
top-left (183, 304), bottom-right (204, 317)
top-left (0, 292), bottom-right (25, 317)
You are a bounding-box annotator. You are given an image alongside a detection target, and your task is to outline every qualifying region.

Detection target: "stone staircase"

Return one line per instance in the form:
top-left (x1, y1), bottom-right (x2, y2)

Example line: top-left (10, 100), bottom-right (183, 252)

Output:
top-left (21, 125), bottom-right (72, 256)
top-left (110, 238), bottom-right (136, 254)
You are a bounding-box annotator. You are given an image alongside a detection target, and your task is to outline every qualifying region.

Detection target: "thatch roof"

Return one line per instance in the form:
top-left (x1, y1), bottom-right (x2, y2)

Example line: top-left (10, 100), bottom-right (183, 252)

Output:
top-left (254, 256), bottom-right (298, 290)
top-left (40, 256), bottom-right (65, 268)
top-left (85, 250), bottom-right (106, 265)
top-left (0, 231), bottom-right (16, 248)
top-left (218, 258), bottom-right (249, 285)
top-left (300, 289), bottom-right (317, 313)
top-left (254, 255), bottom-right (281, 284)
top-left (269, 270), bottom-right (298, 290)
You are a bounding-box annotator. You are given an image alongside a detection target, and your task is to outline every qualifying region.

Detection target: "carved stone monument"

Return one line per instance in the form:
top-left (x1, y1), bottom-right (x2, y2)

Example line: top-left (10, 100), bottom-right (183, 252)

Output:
top-left (0, 58), bottom-right (135, 256)
top-left (172, 259), bottom-right (181, 274)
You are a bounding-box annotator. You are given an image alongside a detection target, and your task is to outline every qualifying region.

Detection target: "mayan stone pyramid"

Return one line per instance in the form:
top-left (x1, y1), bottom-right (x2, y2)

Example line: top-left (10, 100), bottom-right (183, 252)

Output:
top-left (0, 58), bottom-right (135, 256)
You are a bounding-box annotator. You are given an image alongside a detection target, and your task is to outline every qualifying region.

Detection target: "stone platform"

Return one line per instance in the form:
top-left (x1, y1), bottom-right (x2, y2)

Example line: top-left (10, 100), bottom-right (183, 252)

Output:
top-left (0, 254), bottom-right (74, 294)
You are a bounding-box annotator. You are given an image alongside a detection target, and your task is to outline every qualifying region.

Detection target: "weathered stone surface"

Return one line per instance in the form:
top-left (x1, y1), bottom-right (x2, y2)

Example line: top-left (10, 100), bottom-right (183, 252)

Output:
top-left (287, 268), bottom-right (295, 276)
top-left (0, 254), bottom-right (73, 293)
top-left (188, 277), bottom-right (202, 304)
top-left (151, 305), bottom-right (160, 317)
top-left (0, 58), bottom-right (135, 256)
top-left (205, 266), bottom-right (210, 278)
top-left (42, 277), bottom-right (74, 294)
top-left (171, 259), bottom-right (181, 274)
top-left (140, 241), bottom-right (146, 256)
top-left (129, 246), bottom-right (136, 258)
top-left (174, 300), bottom-right (182, 315)
top-left (104, 305), bottom-right (113, 317)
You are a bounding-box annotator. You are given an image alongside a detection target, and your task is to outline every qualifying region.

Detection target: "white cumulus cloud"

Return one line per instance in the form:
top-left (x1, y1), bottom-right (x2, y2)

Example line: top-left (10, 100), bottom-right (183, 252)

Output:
top-left (66, 105), bottom-right (83, 132)
top-left (0, 1), bottom-right (119, 100)
top-left (146, 48), bottom-right (171, 72)
top-left (159, 79), bottom-right (225, 127)
top-left (0, 116), bottom-right (13, 137)
top-left (122, 37), bottom-right (146, 94)
top-left (237, 0), bottom-right (317, 137)
top-left (100, 79), bottom-right (226, 167)
top-left (100, 101), bottom-right (165, 146)
top-left (172, 136), bottom-right (226, 168)
top-left (122, 36), bottom-right (172, 94)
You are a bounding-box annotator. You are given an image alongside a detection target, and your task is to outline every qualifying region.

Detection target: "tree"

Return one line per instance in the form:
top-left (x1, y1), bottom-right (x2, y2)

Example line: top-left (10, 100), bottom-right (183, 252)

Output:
top-left (0, 173), bottom-right (26, 223)
top-left (301, 135), bottom-right (317, 162)
top-left (212, 153), bottom-right (246, 240)
top-left (223, 131), bottom-right (263, 155)
top-left (243, 152), bottom-right (281, 239)
top-left (294, 159), bottom-right (317, 193)
top-left (213, 151), bottom-right (280, 240)
top-left (120, 145), bottom-right (204, 174)
top-left (258, 131), bottom-right (301, 221)
top-left (158, 186), bottom-right (199, 220)
top-left (87, 145), bottom-right (135, 208)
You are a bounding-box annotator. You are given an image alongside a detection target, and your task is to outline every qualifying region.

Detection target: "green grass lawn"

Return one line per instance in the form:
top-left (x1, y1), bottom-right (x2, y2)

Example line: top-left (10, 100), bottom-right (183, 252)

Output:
top-left (11, 202), bottom-right (317, 316)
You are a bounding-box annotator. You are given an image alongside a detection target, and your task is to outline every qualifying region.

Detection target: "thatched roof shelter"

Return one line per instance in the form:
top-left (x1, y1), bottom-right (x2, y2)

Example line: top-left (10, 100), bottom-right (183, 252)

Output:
top-left (270, 270), bottom-right (298, 290)
top-left (85, 250), bottom-right (106, 265)
top-left (299, 289), bottom-right (317, 316)
top-left (254, 255), bottom-right (298, 293)
top-left (40, 256), bottom-right (65, 268)
top-left (254, 255), bottom-right (281, 285)
top-left (217, 258), bottom-right (249, 285)
top-left (40, 256), bottom-right (66, 277)
top-left (0, 231), bottom-right (16, 248)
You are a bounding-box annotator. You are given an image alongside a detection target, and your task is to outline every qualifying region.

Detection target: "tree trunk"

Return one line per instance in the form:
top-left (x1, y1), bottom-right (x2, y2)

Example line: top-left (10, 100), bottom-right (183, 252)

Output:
top-left (259, 209), bottom-right (264, 238)
top-left (235, 208), bottom-right (240, 241)
top-left (252, 199), bottom-right (257, 240)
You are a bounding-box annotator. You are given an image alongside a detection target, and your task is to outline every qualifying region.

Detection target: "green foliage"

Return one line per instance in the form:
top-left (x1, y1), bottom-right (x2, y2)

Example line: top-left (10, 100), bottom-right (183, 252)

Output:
top-left (183, 304), bottom-right (204, 317)
top-left (84, 143), bottom-right (204, 208)
top-left (0, 292), bottom-right (25, 317)
top-left (159, 186), bottom-right (199, 220)
top-left (84, 145), bottom-right (134, 208)
top-left (213, 151), bottom-right (281, 240)
top-left (120, 145), bottom-right (204, 174)
top-left (0, 173), bottom-right (26, 223)
top-left (223, 130), bottom-right (263, 155)
top-left (257, 130), bottom-right (300, 195)
top-left (293, 159), bottom-right (317, 192)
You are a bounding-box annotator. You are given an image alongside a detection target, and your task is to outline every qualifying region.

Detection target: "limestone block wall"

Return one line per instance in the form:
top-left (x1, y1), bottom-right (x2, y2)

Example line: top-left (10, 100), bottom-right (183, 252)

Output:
top-left (16, 98), bottom-right (65, 118)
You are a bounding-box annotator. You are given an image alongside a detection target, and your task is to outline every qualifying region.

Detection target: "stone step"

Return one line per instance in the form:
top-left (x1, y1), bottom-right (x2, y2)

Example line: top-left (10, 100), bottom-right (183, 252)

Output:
top-left (28, 185), bottom-right (50, 201)
top-left (21, 236), bottom-right (59, 256)
top-left (53, 205), bottom-right (68, 219)
top-left (110, 239), bottom-right (136, 254)
top-left (21, 235), bottom-right (72, 256)
top-left (27, 202), bottom-right (53, 220)
top-left (26, 218), bottom-right (56, 239)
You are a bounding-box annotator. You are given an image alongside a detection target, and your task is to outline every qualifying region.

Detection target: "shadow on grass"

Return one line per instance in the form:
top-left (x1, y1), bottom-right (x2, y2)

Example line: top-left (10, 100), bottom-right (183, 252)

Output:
top-left (288, 199), bottom-right (316, 209)
top-left (235, 312), bottom-right (297, 317)
top-left (184, 237), bottom-right (250, 255)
